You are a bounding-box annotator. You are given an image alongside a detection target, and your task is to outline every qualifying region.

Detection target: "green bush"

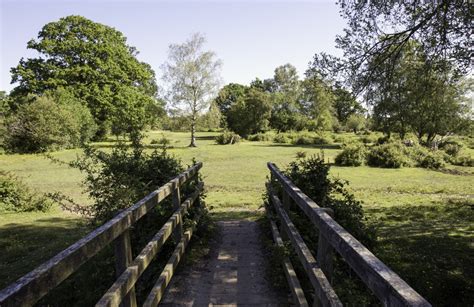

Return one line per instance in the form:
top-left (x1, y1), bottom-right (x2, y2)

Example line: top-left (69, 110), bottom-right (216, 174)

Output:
top-left (366, 143), bottom-right (411, 168)
top-left (358, 134), bottom-right (378, 144)
top-left (247, 132), bottom-right (273, 142)
top-left (150, 134), bottom-right (171, 147)
top-left (285, 154), bottom-right (375, 246)
top-left (314, 134), bottom-right (333, 145)
top-left (452, 154), bottom-right (474, 167)
top-left (293, 135), bottom-right (314, 145)
top-left (215, 131), bottom-right (241, 145)
top-left (4, 94), bottom-right (96, 153)
top-left (0, 171), bottom-right (52, 212)
top-left (335, 144), bottom-right (367, 166)
top-left (273, 133), bottom-right (291, 144)
top-left (439, 139), bottom-right (464, 157)
top-left (417, 151), bottom-right (445, 169)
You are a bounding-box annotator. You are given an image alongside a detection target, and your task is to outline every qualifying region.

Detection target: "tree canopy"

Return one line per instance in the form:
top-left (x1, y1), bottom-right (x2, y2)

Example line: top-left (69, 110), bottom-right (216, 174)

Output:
top-left (10, 15), bottom-right (159, 138)
top-left (332, 0), bottom-right (472, 93)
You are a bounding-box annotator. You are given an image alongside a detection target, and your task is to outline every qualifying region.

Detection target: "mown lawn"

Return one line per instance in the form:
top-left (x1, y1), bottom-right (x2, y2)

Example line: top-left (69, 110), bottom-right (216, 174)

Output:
top-left (1, 131), bottom-right (473, 304)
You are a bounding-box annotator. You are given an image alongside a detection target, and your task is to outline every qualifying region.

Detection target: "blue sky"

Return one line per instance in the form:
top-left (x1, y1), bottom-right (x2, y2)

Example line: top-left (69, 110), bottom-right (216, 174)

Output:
top-left (0, 0), bottom-right (346, 93)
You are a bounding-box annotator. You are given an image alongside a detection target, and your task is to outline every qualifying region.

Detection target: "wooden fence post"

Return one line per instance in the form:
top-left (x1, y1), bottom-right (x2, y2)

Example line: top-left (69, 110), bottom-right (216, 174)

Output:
top-left (114, 229), bottom-right (137, 307)
top-left (317, 208), bottom-right (334, 284)
top-left (172, 181), bottom-right (183, 242)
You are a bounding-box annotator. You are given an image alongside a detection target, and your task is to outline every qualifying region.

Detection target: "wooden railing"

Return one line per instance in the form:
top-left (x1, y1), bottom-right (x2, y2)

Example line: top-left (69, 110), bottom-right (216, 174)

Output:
top-left (266, 162), bottom-right (431, 307)
top-left (0, 162), bottom-right (203, 307)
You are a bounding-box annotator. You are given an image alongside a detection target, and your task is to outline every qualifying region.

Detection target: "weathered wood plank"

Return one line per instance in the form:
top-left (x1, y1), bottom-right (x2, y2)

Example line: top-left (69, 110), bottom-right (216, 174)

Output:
top-left (269, 188), bottom-right (342, 307)
top-left (143, 226), bottom-right (195, 307)
top-left (113, 230), bottom-right (137, 307)
top-left (171, 183), bottom-right (183, 242)
top-left (267, 162), bottom-right (431, 307)
top-left (317, 208), bottom-right (334, 284)
top-left (0, 163), bottom-right (202, 307)
top-left (95, 182), bottom-right (203, 307)
top-left (268, 218), bottom-right (308, 307)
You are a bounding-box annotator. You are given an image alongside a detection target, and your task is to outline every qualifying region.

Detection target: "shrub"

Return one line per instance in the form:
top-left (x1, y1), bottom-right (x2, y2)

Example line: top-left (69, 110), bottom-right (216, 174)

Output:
top-left (452, 154), bottom-right (474, 167)
top-left (273, 133), bottom-right (291, 144)
top-left (295, 151), bottom-right (307, 159)
top-left (284, 154), bottom-right (375, 246)
top-left (417, 151), bottom-right (445, 169)
top-left (358, 134), bottom-right (378, 144)
top-left (335, 144), bottom-right (367, 166)
top-left (0, 171), bottom-right (52, 212)
top-left (247, 132), bottom-right (273, 142)
top-left (215, 131), bottom-right (241, 145)
top-left (293, 135), bottom-right (314, 145)
top-left (366, 142), bottom-right (411, 168)
top-left (439, 139), bottom-right (464, 157)
top-left (314, 134), bottom-right (333, 145)
top-left (150, 134), bottom-right (171, 147)
top-left (4, 95), bottom-right (96, 153)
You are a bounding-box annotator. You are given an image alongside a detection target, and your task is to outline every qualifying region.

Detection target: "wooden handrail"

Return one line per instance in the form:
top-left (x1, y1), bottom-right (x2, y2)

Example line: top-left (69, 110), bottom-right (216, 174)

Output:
top-left (0, 162), bottom-right (203, 307)
top-left (267, 162), bottom-right (431, 307)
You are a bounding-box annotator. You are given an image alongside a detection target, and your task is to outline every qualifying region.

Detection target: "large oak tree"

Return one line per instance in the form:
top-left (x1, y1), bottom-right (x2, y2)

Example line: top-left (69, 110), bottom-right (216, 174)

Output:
top-left (10, 15), bottom-right (159, 139)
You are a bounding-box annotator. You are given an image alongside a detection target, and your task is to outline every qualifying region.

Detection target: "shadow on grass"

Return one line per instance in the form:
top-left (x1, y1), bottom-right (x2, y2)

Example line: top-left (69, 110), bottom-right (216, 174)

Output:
top-left (195, 135), bottom-right (216, 141)
top-left (253, 143), bottom-right (342, 150)
top-left (0, 216), bottom-right (89, 289)
top-left (367, 199), bottom-right (474, 306)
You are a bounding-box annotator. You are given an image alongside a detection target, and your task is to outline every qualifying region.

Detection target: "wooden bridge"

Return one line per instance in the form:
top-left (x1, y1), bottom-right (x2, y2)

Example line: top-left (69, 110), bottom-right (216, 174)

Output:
top-left (0, 162), bottom-right (431, 306)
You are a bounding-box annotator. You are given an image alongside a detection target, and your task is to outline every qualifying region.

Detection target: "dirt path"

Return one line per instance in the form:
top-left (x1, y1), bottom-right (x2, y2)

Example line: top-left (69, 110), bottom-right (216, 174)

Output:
top-left (160, 220), bottom-right (288, 306)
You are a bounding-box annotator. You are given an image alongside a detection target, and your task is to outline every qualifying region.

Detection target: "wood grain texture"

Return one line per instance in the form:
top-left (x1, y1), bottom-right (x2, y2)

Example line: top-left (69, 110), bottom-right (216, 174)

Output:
top-left (96, 182), bottom-right (203, 307)
top-left (0, 163), bottom-right (202, 307)
top-left (267, 162), bottom-right (431, 307)
top-left (269, 188), bottom-right (342, 307)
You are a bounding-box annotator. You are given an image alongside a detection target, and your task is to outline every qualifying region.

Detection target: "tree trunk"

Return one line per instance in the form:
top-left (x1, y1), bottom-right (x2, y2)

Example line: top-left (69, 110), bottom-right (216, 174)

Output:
top-left (189, 114), bottom-right (197, 147)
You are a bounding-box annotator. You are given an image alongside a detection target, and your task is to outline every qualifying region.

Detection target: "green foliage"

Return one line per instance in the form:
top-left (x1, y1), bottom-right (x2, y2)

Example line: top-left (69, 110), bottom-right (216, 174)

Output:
top-left (66, 142), bottom-right (184, 223)
top-left (285, 154), bottom-right (375, 247)
top-left (345, 113), bottom-right (366, 133)
top-left (10, 15), bottom-right (157, 139)
top-left (162, 33), bottom-right (222, 147)
top-left (4, 92), bottom-right (96, 153)
top-left (273, 133), bottom-right (291, 144)
top-left (366, 143), bottom-right (412, 168)
top-left (417, 151), bottom-right (445, 169)
top-left (301, 76), bottom-right (337, 131)
top-left (247, 132), bottom-right (274, 142)
top-left (335, 144), bottom-right (367, 166)
top-left (452, 154), bottom-right (474, 167)
top-left (0, 171), bottom-right (52, 212)
top-left (332, 85), bottom-right (364, 124)
top-left (226, 88), bottom-right (272, 136)
top-left (215, 131), bottom-right (241, 145)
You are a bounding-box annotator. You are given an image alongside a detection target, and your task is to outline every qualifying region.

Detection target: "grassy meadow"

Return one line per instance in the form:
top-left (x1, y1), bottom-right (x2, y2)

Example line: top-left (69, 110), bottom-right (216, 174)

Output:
top-left (1, 130), bottom-right (473, 304)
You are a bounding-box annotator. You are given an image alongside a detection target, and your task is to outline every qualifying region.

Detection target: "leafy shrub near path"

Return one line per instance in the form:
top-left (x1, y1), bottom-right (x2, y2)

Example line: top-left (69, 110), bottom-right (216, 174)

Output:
top-left (43, 139), bottom-right (213, 305)
top-left (268, 154), bottom-right (376, 305)
top-left (335, 144), bottom-right (367, 166)
top-left (215, 131), bottom-right (241, 145)
top-left (0, 171), bottom-right (52, 212)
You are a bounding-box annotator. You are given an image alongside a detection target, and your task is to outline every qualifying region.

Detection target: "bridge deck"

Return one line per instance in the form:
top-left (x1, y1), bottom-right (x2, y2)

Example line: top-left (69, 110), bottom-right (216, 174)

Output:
top-left (160, 220), bottom-right (287, 306)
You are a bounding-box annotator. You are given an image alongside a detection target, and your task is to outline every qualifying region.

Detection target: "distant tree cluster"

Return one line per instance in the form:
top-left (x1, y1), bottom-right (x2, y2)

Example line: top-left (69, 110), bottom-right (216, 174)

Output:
top-left (214, 63), bottom-right (365, 137)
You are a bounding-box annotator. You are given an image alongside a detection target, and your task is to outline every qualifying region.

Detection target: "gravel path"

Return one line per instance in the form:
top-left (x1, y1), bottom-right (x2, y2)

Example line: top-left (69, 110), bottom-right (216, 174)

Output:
top-left (160, 220), bottom-right (288, 306)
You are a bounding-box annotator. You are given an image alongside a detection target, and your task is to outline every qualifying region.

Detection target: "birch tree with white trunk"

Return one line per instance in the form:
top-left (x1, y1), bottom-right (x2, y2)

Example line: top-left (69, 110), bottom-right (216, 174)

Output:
top-left (162, 33), bottom-right (222, 147)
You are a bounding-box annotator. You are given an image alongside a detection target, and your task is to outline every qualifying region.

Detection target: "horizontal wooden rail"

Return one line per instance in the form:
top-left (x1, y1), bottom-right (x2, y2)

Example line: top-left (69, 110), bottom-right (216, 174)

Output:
top-left (269, 186), bottom-right (341, 307)
top-left (267, 162), bottom-right (431, 307)
top-left (268, 213), bottom-right (308, 307)
top-left (96, 182), bottom-right (203, 307)
top-left (0, 162), bottom-right (203, 307)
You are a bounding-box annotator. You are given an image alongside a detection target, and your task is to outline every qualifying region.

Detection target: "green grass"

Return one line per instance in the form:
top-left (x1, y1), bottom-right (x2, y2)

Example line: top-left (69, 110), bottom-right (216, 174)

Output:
top-left (0, 130), bottom-right (473, 304)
